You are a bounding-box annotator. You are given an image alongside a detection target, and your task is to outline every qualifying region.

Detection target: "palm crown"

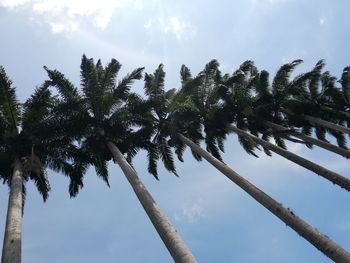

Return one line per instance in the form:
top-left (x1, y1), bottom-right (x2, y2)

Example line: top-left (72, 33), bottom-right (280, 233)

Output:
top-left (0, 67), bottom-right (81, 201)
top-left (44, 55), bottom-right (146, 195)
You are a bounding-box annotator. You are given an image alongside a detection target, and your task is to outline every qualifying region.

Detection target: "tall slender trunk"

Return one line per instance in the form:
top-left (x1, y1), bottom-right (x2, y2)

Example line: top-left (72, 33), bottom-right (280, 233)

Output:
top-left (302, 115), bottom-right (350, 136)
top-left (107, 142), bottom-right (197, 263)
top-left (178, 133), bottom-right (350, 263)
top-left (264, 121), bottom-right (350, 159)
top-left (1, 159), bottom-right (23, 263)
top-left (226, 124), bottom-right (350, 191)
top-left (321, 106), bottom-right (350, 120)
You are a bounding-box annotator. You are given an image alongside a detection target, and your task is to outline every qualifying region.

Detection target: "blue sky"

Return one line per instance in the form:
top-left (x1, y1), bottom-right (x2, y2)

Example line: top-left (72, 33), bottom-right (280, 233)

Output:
top-left (0, 0), bottom-right (350, 262)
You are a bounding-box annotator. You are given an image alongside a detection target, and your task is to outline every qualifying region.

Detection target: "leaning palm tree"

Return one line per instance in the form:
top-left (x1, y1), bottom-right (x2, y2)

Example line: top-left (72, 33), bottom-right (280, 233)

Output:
top-left (176, 133), bottom-right (350, 263)
top-left (143, 62), bottom-right (350, 262)
top-left (44, 55), bottom-right (197, 263)
top-left (263, 120), bottom-right (350, 158)
top-left (141, 64), bottom-right (179, 178)
top-left (0, 67), bottom-right (84, 263)
top-left (281, 60), bottom-right (350, 142)
top-left (249, 61), bottom-right (350, 158)
top-left (142, 64), bottom-right (205, 178)
top-left (216, 60), bottom-right (350, 190)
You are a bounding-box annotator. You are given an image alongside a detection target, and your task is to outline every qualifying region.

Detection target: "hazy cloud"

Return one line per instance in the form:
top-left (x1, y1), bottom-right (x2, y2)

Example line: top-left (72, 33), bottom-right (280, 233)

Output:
top-left (251, 0), bottom-right (289, 4)
top-left (174, 200), bottom-right (204, 223)
top-left (319, 18), bottom-right (325, 25)
top-left (0, 0), bottom-right (124, 32)
top-left (164, 16), bottom-right (195, 40)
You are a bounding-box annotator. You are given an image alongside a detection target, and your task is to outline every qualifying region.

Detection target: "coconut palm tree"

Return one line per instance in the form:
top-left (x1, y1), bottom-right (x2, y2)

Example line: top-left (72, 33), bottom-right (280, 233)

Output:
top-left (143, 62), bottom-right (350, 262)
top-left (0, 67), bottom-right (85, 263)
top-left (44, 55), bottom-right (197, 263)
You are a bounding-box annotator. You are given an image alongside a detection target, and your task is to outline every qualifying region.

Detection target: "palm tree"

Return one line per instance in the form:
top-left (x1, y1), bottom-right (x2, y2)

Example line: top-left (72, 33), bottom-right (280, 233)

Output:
top-left (144, 62), bottom-right (350, 262)
top-left (176, 133), bottom-right (350, 263)
top-left (249, 61), bottom-right (350, 157)
top-left (217, 60), bottom-right (350, 190)
top-left (283, 60), bottom-right (350, 142)
top-left (142, 64), bottom-right (204, 179)
top-left (263, 120), bottom-right (350, 158)
top-left (301, 114), bottom-right (350, 135)
top-left (0, 67), bottom-right (84, 263)
top-left (225, 124), bottom-right (350, 190)
top-left (44, 55), bottom-right (197, 263)
top-left (333, 66), bottom-right (350, 118)
top-left (171, 60), bottom-right (228, 161)
top-left (308, 65), bottom-right (350, 120)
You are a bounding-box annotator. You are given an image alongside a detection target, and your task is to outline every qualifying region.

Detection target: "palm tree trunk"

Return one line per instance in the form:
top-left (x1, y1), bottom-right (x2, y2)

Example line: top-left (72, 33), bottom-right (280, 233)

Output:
top-left (107, 142), bottom-right (197, 263)
top-left (264, 121), bottom-right (350, 159)
top-left (178, 133), bottom-right (350, 263)
top-left (302, 115), bottom-right (350, 136)
top-left (321, 106), bottom-right (350, 120)
top-left (1, 159), bottom-right (23, 263)
top-left (226, 124), bottom-right (350, 191)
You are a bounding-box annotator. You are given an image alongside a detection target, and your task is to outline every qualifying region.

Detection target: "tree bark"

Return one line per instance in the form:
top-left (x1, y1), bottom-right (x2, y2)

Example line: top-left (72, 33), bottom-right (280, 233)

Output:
top-left (1, 159), bottom-right (23, 263)
top-left (264, 121), bottom-right (350, 159)
top-left (107, 142), bottom-right (197, 263)
top-left (226, 124), bottom-right (350, 191)
top-left (302, 115), bottom-right (350, 136)
top-left (178, 133), bottom-right (350, 263)
top-left (321, 106), bottom-right (350, 120)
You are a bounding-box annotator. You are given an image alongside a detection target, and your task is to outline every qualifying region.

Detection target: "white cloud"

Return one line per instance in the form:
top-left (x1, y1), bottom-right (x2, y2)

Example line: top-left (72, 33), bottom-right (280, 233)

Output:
top-left (164, 16), bottom-right (195, 40)
top-left (0, 0), bottom-right (125, 33)
top-left (132, 0), bottom-right (144, 10)
top-left (0, 0), bottom-right (30, 8)
top-left (174, 200), bottom-right (204, 223)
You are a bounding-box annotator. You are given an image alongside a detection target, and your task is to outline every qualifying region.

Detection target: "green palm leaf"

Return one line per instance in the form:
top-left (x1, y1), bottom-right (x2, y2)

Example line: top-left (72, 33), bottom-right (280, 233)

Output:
top-left (0, 66), bottom-right (20, 132)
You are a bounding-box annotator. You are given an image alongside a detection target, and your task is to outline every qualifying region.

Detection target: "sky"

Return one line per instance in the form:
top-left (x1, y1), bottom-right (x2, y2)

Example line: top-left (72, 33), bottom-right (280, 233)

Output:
top-left (0, 0), bottom-right (350, 262)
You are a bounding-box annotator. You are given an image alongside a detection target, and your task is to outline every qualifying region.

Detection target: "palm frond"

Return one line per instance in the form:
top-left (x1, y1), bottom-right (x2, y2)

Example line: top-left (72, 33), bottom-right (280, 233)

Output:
top-left (80, 54), bottom-right (96, 91)
top-left (68, 160), bottom-right (87, 197)
top-left (308, 60), bottom-right (325, 100)
top-left (205, 133), bottom-right (223, 161)
top-left (29, 168), bottom-right (50, 202)
top-left (93, 156), bottom-right (110, 186)
top-left (340, 66), bottom-right (350, 103)
top-left (159, 137), bottom-right (178, 176)
top-left (144, 64), bottom-right (165, 96)
top-left (315, 126), bottom-right (328, 142)
top-left (173, 139), bottom-right (185, 162)
top-left (180, 65), bottom-right (192, 84)
top-left (22, 83), bottom-right (55, 131)
top-left (261, 133), bottom-right (272, 156)
top-left (147, 144), bottom-right (159, 179)
top-left (238, 135), bottom-right (260, 157)
top-left (44, 66), bottom-right (80, 102)
top-left (115, 67), bottom-right (144, 99)
top-left (272, 59), bottom-right (303, 105)
top-left (274, 135), bottom-right (287, 149)
top-left (0, 66), bottom-right (20, 132)
top-left (102, 58), bottom-right (122, 90)
top-left (217, 135), bottom-right (225, 153)
top-left (328, 129), bottom-right (348, 150)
